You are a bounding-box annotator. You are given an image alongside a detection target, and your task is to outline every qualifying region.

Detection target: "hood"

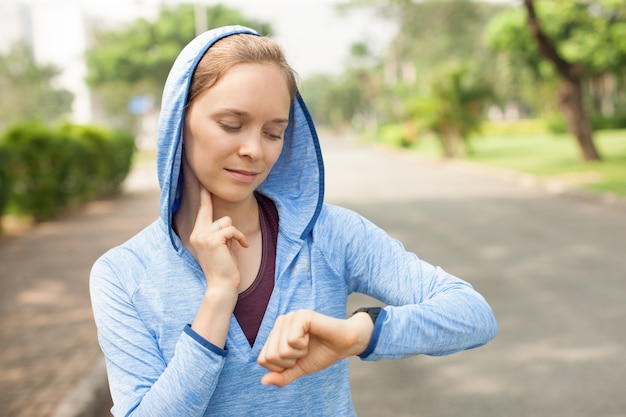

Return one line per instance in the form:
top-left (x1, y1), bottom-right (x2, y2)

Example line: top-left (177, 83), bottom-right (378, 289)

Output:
top-left (156, 25), bottom-right (324, 250)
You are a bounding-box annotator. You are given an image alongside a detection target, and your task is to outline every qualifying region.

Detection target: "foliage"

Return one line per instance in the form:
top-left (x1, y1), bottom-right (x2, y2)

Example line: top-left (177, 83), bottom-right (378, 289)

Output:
top-left (86, 4), bottom-right (272, 129)
top-left (413, 126), bottom-right (626, 197)
top-left (0, 144), bottom-right (11, 223)
top-left (333, 0), bottom-right (504, 158)
top-left (404, 63), bottom-right (493, 158)
top-left (546, 113), bottom-right (626, 134)
top-left (0, 42), bottom-right (73, 130)
top-left (1, 123), bottom-right (135, 222)
top-left (57, 124), bottom-right (135, 198)
top-left (485, 0), bottom-right (626, 115)
top-left (301, 74), bottom-right (363, 129)
top-left (301, 42), bottom-right (383, 131)
top-left (486, 1), bottom-right (626, 73)
top-left (377, 123), bottom-right (415, 148)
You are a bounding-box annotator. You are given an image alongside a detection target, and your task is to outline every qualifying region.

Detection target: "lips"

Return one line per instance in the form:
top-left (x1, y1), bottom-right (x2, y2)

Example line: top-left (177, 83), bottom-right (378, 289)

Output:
top-left (225, 168), bottom-right (261, 183)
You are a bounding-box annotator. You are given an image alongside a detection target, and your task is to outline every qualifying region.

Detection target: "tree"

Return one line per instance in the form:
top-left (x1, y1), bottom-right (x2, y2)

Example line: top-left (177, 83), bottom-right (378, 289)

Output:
top-left (406, 63), bottom-right (492, 158)
top-left (344, 0), bottom-right (503, 88)
top-left (339, 0), bottom-right (503, 155)
top-left (523, 0), bottom-right (600, 161)
top-left (85, 4), bottom-right (271, 128)
top-left (0, 42), bottom-right (73, 130)
top-left (486, 0), bottom-right (626, 162)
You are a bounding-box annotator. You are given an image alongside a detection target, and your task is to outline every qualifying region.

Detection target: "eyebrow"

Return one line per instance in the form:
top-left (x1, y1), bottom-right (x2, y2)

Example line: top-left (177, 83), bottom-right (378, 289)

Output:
top-left (216, 108), bottom-right (289, 125)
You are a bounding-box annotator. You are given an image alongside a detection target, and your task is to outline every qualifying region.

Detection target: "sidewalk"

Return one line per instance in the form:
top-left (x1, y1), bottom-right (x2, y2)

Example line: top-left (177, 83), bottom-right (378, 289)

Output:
top-left (0, 163), bottom-right (160, 417)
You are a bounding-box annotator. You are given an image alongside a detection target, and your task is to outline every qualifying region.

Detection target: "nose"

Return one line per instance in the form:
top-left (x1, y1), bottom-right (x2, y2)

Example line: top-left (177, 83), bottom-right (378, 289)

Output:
top-left (238, 130), bottom-right (263, 160)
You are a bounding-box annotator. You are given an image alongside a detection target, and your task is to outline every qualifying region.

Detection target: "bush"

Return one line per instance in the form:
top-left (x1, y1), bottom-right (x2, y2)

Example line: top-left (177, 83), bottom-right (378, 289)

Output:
top-left (545, 115), bottom-right (568, 134)
top-left (57, 124), bottom-right (135, 199)
top-left (0, 143), bottom-right (12, 222)
top-left (378, 123), bottom-right (417, 148)
top-left (590, 114), bottom-right (626, 130)
top-left (1, 122), bottom-right (135, 222)
top-left (545, 114), bottom-right (626, 134)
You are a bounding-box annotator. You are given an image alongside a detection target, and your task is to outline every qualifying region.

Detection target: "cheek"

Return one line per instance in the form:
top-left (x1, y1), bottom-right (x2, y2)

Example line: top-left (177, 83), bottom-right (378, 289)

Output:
top-left (267, 142), bottom-right (284, 168)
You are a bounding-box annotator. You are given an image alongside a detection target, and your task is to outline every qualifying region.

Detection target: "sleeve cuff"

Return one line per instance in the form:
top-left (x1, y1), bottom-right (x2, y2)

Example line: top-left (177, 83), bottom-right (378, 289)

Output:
top-left (358, 308), bottom-right (387, 359)
top-left (184, 324), bottom-right (228, 357)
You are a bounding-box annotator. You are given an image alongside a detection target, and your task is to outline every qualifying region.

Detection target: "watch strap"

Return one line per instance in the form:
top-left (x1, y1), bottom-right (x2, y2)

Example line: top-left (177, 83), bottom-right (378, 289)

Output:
top-left (352, 307), bottom-right (382, 324)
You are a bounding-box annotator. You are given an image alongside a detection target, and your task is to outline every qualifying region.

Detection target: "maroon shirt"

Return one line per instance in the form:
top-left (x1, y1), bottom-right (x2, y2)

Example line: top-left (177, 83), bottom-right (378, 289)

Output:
top-left (233, 193), bottom-right (278, 346)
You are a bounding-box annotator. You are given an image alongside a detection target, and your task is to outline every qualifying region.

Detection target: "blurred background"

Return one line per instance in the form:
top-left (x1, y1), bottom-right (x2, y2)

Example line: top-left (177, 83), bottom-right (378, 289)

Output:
top-left (0, 1), bottom-right (625, 416)
top-left (0, 0), bottom-right (624, 225)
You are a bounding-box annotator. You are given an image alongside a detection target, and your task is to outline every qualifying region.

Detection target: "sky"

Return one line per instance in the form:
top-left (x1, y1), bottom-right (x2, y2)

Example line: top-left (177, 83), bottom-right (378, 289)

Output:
top-left (84, 0), bottom-right (397, 78)
top-left (210, 0), bottom-right (397, 77)
top-left (0, 0), bottom-right (396, 123)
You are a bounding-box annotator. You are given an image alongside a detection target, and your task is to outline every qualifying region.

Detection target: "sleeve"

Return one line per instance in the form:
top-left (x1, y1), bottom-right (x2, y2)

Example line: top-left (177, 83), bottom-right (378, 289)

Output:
top-left (327, 207), bottom-right (498, 361)
top-left (89, 254), bottom-right (227, 417)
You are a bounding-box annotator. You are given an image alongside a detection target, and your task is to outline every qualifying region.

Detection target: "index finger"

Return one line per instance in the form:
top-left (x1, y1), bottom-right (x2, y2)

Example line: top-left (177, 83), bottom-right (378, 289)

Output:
top-left (194, 186), bottom-right (214, 230)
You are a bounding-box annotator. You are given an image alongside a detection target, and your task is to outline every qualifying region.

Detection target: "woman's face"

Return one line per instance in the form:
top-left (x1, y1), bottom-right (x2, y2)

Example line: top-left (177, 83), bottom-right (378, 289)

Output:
top-left (183, 62), bottom-right (291, 204)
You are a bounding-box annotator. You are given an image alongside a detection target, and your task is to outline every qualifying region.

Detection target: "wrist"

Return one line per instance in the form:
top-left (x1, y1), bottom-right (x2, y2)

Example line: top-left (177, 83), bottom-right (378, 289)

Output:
top-left (191, 286), bottom-right (237, 348)
top-left (346, 311), bottom-right (375, 356)
top-left (204, 284), bottom-right (238, 304)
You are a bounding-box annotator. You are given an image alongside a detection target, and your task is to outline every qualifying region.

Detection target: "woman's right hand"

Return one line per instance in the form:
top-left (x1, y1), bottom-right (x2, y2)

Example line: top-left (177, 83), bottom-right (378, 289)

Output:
top-left (189, 186), bottom-right (248, 347)
top-left (189, 186), bottom-right (248, 292)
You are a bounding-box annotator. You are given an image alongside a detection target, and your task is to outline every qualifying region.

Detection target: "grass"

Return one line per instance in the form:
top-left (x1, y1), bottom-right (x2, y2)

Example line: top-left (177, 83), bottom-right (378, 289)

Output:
top-left (409, 126), bottom-right (626, 198)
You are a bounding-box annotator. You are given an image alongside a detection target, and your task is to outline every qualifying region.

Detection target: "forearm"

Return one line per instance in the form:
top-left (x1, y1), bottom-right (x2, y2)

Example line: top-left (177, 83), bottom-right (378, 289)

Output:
top-left (362, 289), bottom-right (497, 361)
top-left (191, 286), bottom-right (237, 349)
top-left (112, 328), bottom-right (227, 417)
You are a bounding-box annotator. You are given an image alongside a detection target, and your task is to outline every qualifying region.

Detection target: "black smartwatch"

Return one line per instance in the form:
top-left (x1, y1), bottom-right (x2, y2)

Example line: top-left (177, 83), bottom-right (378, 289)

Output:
top-left (351, 307), bottom-right (382, 324)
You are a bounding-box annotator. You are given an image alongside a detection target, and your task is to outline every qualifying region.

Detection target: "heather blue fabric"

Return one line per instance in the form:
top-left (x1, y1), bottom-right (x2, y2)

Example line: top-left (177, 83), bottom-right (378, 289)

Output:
top-left (90, 25), bottom-right (497, 417)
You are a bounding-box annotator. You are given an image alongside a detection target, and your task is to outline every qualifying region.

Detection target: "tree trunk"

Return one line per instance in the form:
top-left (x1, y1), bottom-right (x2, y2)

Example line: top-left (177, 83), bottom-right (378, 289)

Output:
top-left (558, 78), bottom-right (600, 161)
top-left (523, 0), bottom-right (601, 161)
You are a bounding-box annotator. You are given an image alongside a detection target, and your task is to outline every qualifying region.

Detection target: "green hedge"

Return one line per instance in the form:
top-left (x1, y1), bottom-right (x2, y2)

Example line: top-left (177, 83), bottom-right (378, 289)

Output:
top-left (0, 144), bottom-right (12, 225)
top-left (0, 122), bottom-right (135, 222)
top-left (546, 114), bottom-right (626, 134)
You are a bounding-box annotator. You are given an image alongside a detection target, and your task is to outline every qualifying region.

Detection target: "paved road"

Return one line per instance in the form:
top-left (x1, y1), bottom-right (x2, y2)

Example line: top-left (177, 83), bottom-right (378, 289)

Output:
top-left (2, 133), bottom-right (624, 417)
top-left (322, 136), bottom-right (626, 417)
top-left (0, 166), bottom-right (159, 417)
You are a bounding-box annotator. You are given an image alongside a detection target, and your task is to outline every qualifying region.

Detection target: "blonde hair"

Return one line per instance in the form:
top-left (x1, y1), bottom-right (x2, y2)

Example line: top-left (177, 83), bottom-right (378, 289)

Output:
top-left (187, 34), bottom-right (298, 105)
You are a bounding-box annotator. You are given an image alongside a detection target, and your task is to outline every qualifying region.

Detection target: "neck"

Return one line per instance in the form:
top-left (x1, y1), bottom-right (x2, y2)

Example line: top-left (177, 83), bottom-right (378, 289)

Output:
top-left (173, 188), bottom-right (260, 249)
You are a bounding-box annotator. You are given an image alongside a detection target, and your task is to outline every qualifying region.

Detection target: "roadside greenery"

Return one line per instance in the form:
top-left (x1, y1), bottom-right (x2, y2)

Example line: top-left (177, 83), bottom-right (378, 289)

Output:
top-left (85, 4), bottom-right (271, 130)
top-left (0, 123), bottom-right (134, 224)
top-left (388, 123), bottom-right (626, 198)
top-left (319, 0), bottom-right (626, 164)
top-left (0, 42), bottom-right (73, 131)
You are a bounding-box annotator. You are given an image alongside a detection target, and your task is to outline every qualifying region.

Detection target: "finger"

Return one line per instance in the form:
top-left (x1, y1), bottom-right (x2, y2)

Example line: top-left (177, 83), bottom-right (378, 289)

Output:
top-left (216, 220), bottom-right (249, 248)
top-left (194, 186), bottom-right (214, 231)
top-left (285, 312), bottom-right (310, 351)
top-left (261, 365), bottom-right (306, 388)
top-left (258, 318), bottom-right (288, 372)
top-left (258, 314), bottom-right (308, 372)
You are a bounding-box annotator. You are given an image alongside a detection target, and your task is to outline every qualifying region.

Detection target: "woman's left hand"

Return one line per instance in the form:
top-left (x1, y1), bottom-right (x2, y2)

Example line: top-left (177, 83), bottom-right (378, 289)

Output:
top-left (257, 309), bottom-right (374, 387)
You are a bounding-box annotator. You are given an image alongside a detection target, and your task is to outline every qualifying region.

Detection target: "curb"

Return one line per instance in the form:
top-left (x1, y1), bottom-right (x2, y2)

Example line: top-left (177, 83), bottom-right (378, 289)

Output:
top-left (453, 159), bottom-right (626, 210)
top-left (51, 357), bottom-right (111, 417)
top-left (356, 137), bottom-right (626, 211)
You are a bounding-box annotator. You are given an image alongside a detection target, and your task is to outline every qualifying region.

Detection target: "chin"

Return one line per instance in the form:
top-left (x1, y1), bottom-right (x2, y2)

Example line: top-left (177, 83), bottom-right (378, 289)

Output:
top-left (212, 188), bottom-right (257, 205)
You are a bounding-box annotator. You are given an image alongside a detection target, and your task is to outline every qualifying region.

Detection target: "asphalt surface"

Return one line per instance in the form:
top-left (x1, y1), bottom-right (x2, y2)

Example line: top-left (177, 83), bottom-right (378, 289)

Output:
top-left (2, 133), bottom-right (625, 417)
top-left (0, 163), bottom-right (159, 417)
top-left (325, 137), bottom-right (626, 417)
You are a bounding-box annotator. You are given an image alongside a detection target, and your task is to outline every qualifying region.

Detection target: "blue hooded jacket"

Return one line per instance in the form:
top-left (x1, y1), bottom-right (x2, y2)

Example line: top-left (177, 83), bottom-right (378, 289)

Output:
top-left (90, 26), bottom-right (497, 417)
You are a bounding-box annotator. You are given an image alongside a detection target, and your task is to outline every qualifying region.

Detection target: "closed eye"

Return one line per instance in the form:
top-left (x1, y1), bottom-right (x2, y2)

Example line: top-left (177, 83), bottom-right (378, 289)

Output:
top-left (219, 122), bottom-right (241, 132)
top-left (265, 131), bottom-right (283, 140)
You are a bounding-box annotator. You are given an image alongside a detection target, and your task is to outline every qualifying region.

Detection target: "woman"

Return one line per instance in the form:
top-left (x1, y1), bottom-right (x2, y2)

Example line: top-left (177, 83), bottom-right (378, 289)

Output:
top-left (90, 25), bottom-right (497, 416)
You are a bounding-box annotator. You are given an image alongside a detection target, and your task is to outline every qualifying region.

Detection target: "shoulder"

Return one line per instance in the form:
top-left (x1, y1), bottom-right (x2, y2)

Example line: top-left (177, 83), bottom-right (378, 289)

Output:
top-left (311, 203), bottom-right (380, 251)
top-left (90, 220), bottom-right (165, 295)
top-left (315, 203), bottom-right (378, 237)
top-left (317, 203), bottom-right (362, 225)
